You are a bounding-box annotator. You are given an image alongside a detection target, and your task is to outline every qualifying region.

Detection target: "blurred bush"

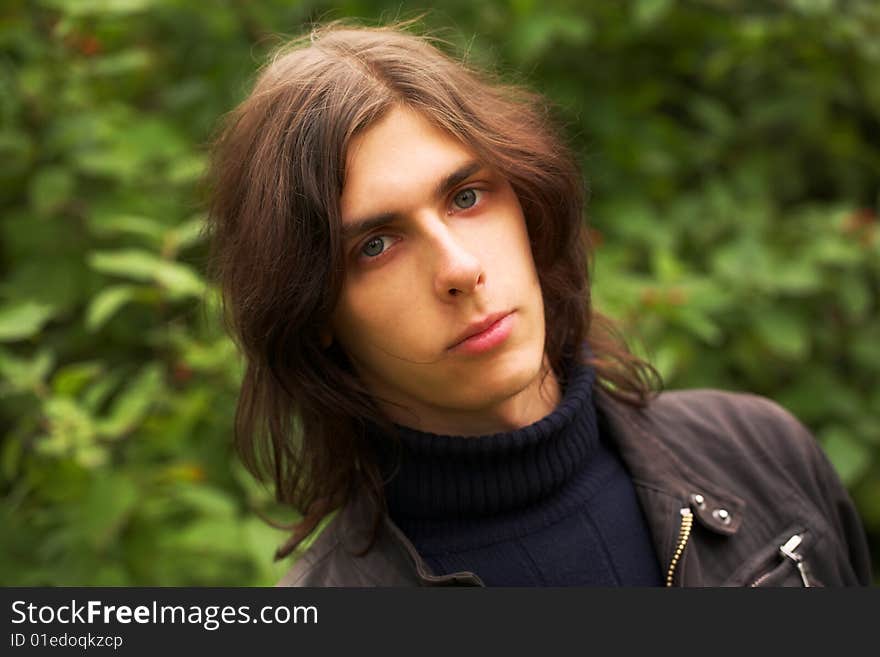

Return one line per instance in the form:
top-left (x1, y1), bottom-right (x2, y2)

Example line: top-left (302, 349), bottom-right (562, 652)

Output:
top-left (1, 0), bottom-right (878, 584)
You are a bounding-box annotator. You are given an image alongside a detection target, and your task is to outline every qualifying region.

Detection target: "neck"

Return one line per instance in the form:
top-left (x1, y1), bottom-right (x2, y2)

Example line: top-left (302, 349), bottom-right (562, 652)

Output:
top-left (377, 356), bottom-right (561, 436)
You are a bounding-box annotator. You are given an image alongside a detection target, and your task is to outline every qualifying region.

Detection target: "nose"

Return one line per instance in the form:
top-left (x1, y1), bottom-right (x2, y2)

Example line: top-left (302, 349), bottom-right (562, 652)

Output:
top-left (428, 224), bottom-right (485, 300)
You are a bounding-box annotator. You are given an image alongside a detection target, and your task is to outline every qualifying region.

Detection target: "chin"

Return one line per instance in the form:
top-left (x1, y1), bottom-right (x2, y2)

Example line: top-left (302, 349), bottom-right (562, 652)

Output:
top-left (450, 343), bottom-right (545, 409)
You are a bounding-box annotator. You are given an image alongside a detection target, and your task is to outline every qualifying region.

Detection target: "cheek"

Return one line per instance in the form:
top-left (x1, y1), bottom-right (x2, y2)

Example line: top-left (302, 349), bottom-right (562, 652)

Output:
top-left (484, 189), bottom-right (537, 279)
top-left (333, 286), bottom-right (382, 350)
top-left (332, 276), bottom-right (423, 358)
top-left (485, 215), bottom-right (539, 287)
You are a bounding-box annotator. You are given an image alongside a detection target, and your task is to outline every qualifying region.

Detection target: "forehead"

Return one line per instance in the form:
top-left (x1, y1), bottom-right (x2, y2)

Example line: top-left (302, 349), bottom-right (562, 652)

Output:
top-left (340, 106), bottom-right (476, 217)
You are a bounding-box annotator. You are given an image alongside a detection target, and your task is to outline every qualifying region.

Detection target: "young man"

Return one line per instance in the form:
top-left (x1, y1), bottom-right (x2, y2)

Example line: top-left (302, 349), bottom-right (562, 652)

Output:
top-left (206, 23), bottom-right (871, 586)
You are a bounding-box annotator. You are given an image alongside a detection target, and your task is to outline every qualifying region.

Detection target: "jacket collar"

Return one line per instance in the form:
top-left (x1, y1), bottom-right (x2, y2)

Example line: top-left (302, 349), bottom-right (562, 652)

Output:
top-left (331, 486), bottom-right (485, 586)
top-left (595, 388), bottom-right (746, 537)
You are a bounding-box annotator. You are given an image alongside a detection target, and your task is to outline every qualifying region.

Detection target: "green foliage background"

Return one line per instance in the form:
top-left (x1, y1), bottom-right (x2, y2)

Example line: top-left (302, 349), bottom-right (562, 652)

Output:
top-left (1, 0), bottom-right (878, 585)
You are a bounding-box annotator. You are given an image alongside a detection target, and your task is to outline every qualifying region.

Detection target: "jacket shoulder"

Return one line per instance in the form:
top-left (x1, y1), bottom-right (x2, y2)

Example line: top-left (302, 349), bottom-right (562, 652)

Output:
top-left (638, 388), bottom-right (872, 584)
top-left (644, 388), bottom-right (821, 470)
top-left (275, 501), bottom-right (423, 587)
top-left (642, 387), bottom-right (850, 505)
top-left (275, 532), bottom-right (347, 587)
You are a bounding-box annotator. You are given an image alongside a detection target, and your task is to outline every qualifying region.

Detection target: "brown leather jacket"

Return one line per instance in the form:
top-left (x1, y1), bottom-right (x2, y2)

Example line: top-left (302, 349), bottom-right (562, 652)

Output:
top-left (277, 388), bottom-right (873, 587)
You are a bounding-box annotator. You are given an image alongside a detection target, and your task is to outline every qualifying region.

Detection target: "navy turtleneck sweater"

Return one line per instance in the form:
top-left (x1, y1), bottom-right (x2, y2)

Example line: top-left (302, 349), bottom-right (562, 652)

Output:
top-left (368, 359), bottom-right (664, 586)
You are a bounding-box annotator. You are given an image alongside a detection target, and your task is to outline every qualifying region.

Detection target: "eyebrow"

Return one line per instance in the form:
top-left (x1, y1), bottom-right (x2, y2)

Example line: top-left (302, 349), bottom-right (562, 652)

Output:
top-left (341, 160), bottom-right (484, 243)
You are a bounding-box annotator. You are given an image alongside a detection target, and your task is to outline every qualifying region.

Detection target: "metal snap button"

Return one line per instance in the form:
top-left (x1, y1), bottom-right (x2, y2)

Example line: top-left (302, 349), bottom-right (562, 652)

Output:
top-left (690, 493), bottom-right (706, 509)
top-left (712, 508), bottom-right (731, 524)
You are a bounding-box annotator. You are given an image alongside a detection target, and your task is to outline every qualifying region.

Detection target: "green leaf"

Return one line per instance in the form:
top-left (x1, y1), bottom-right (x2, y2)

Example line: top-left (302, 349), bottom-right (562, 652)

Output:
top-left (95, 363), bottom-right (163, 437)
top-left (770, 261), bottom-right (822, 295)
top-left (291, 509), bottom-right (339, 561)
top-left (153, 261), bottom-right (206, 298)
top-left (242, 517), bottom-right (295, 584)
top-left (176, 335), bottom-right (238, 373)
top-left (0, 258), bottom-right (92, 312)
top-left (0, 348), bottom-right (54, 394)
top-left (790, 0), bottom-right (835, 16)
top-left (174, 483), bottom-right (239, 518)
top-left (648, 343), bottom-right (681, 382)
top-left (40, 397), bottom-right (97, 456)
top-left (88, 249), bottom-right (159, 281)
top-left (812, 238), bottom-right (863, 266)
top-left (88, 214), bottom-right (166, 243)
top-left (711, 239), bottom-right (775, 291)
top-left (88, 250), bottom-right (205, 297)
top-left (89, 50), bottom-right (152, 76)
top-left (634, 0), bottom-right (673, 27)
top-left (673, 306), bottom-right (722, 345)
top-left (74, 445), bottom-right (109, 469)
top-left (39, 0), bottom-right (156, 14)
top-left (52, 361), bottom-right (103, 396)
top-left (86, 285), bottom-right (138, 331)
top-left (0, 302), bottom-right (55, 342)
top-left (651, 249), bottom-right (685, 283)
top-left (78, 472), bottom-right (140, 550)
top-left (165, 517), bottom-right (243, 556)
top-left (82, 370), bottom-right (123, 413)
top-left (166, 156), bottom-right (207, 185)
top-left (166, 215), bottom-right (206, 252)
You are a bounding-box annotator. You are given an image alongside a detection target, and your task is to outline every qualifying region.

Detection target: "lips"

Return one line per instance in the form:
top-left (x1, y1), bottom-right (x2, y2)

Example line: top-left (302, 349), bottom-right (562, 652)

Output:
top-left (448, 310), bottom-right (514, 350)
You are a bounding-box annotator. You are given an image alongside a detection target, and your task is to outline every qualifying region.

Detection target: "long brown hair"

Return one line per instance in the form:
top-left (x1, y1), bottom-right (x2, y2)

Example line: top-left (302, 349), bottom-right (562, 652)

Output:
top-left (205, 21), bottom-right (662, 560)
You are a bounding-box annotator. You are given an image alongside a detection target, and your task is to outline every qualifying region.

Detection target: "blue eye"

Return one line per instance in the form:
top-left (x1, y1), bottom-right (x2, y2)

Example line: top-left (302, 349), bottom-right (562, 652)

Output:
top-left (361, 236), bottom-right (388, 258)
top-left (453, 188), bottom-right (479, 209)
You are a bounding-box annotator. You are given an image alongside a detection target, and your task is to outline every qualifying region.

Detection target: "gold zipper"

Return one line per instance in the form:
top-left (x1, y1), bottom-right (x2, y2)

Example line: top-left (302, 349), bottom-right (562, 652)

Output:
top-left (665, 508), bottom-right (694, 587)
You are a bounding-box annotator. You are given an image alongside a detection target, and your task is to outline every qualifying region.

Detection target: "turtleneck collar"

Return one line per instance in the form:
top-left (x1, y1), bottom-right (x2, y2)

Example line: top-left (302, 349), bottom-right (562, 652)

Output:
top-left (366, 358), bottom-right (599, 521)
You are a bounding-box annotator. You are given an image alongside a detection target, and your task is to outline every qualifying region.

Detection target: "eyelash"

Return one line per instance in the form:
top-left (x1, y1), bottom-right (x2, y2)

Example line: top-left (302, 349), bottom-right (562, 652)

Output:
top-left (355, 187), bottom-right (486, 263)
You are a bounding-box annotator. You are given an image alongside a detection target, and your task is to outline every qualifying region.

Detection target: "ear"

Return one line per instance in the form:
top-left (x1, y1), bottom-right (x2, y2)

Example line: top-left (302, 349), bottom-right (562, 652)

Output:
top-left (320, 329), bottom-right (333, 349)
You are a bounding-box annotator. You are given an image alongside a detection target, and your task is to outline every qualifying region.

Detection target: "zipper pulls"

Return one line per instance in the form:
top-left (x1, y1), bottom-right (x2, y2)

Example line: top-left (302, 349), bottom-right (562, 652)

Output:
top-left (778, 533), bottom-right (811, 587)
top-left (750, 533), bottom-right (812, 587)
top-left (665, 508), bottom-right (694, 587)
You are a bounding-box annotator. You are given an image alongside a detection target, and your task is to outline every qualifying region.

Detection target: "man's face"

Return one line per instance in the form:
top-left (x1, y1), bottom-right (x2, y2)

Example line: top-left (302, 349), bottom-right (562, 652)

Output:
top-left (331, 106), bottom-right (551, 434)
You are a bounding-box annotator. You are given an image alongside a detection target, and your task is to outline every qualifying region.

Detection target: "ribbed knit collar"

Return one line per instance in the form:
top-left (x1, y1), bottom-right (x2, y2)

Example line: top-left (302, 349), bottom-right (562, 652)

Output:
top-left (367, 358), bottom-right (599, 521)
